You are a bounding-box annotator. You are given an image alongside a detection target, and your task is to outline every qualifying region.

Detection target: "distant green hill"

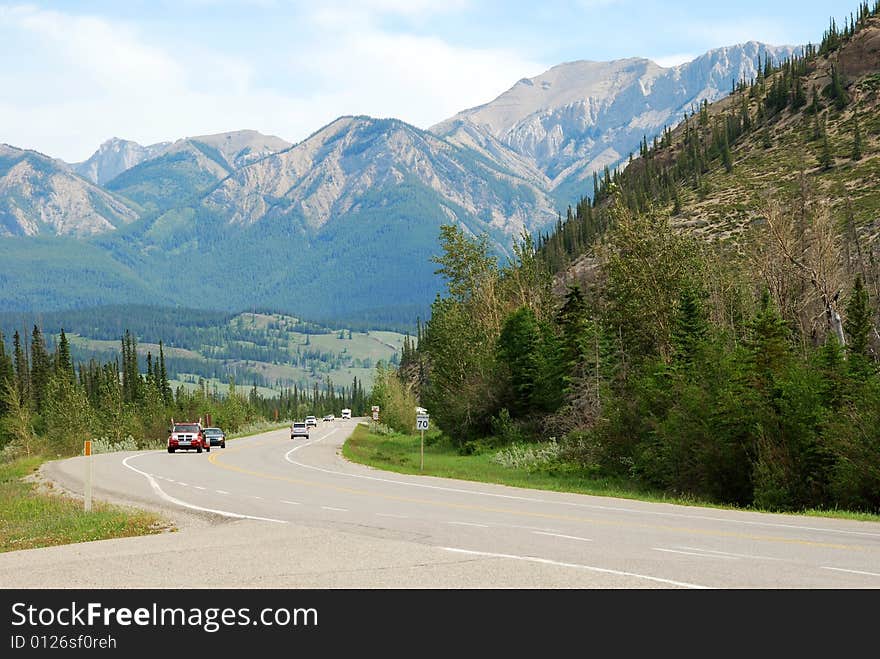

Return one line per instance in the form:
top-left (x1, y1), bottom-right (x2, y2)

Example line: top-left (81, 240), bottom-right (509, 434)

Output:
top-left (0, 306), bottom-right (407, 393)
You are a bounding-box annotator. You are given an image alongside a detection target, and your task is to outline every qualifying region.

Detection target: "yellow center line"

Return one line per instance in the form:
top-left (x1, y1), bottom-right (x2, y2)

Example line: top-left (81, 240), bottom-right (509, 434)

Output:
top-left (207, 438), bottom-right (865, 551)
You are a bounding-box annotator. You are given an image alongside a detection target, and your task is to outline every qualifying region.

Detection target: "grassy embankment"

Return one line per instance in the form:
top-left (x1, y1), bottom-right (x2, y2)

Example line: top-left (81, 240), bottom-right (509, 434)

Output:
top-left (343, 424), bottom-right (880, 522)
top-left (0, 420), bottom-right (290, 553)
top-left (0, 456), bottom-right (167, 553)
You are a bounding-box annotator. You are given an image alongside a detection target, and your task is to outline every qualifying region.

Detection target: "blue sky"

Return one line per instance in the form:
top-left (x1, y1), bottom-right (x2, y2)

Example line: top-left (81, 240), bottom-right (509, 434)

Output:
top-left (0, 0), bottom-right (861, 161)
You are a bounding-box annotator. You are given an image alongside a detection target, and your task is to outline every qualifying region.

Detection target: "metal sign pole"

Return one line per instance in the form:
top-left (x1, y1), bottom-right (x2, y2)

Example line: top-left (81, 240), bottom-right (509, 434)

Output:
top-left (84, 440), bottom-right (92, 512)
top-left (416, 413), bottom-right (428, 471)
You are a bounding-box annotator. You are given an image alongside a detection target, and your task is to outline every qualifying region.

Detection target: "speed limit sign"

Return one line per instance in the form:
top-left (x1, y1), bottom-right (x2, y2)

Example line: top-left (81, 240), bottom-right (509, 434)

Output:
top-left (416, 415), bottom-right (429, 431)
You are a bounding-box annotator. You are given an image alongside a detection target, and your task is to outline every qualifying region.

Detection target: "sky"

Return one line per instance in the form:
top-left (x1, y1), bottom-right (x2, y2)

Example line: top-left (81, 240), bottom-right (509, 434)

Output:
top-left (0, 0), bottom-right (862, 162)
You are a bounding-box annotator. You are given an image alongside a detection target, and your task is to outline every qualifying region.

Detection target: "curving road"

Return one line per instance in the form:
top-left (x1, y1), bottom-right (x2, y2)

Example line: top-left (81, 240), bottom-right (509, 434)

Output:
top-left (3, 419), bottom-right (880, 588)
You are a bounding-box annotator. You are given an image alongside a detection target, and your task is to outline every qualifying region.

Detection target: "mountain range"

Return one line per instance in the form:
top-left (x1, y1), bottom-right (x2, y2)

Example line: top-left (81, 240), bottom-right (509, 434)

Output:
top-left (0, 41), bottom-right (798, 325)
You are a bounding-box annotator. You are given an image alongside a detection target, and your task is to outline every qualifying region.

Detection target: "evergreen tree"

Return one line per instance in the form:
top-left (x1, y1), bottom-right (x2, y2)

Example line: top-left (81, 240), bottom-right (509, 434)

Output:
top-left (0, 331), bottom-right (14, 417)
top-left (829, 65), bottom-right (848, 110)
top-left (819, 117), bottom-right (834, 170)
top-left (496, 306), bottom-right (541, 415)
top-left (55, 329), bottom-right (74, 382)
top-left (672, 286), bottom-right (709, 365)
top-left (845, 275), bottom-right (876, 378)
top-left (30, 325), bottom-right (51, 412)
top-left (745, 290), bottom-right (791, 390)
top-left (158, 341), bottom-right (171, 406)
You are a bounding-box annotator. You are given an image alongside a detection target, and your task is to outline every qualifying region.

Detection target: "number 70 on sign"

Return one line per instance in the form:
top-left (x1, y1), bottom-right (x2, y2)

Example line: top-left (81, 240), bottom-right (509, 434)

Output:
top-left (416, 415), bottom-right (429, 431)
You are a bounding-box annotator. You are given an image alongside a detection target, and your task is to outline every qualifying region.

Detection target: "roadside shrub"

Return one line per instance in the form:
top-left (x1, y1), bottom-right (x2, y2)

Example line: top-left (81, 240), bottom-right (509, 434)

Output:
top-left (91, 435), bottom-right (140, 454)
top-left (490, 408), bottom-right (524, 444)
top-left (491, 438), bottom-right (561, 472)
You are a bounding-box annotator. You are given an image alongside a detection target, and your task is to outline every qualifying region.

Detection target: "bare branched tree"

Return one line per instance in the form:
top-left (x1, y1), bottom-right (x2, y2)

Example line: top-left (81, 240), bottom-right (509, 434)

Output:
top-left (757, 198), bottom-right (847, 348)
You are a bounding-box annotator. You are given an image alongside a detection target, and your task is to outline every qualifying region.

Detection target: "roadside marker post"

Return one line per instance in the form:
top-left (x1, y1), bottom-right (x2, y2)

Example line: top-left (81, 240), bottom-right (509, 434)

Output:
top-left (416, 414), bottom-right (429, 471)
top-left (372, 405), bottom-right (380, 422)
top-left (84, 440), bottom-right (92, 512)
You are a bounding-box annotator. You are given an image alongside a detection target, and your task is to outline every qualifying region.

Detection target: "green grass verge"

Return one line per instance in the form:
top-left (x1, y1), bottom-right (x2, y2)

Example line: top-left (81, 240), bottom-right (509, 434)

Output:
top-left (343, 424), bottom-right (668, 500)
top-left (0, 455), bottom-right (170, 553)
top-left (343, 425), bottom-right (880, 522)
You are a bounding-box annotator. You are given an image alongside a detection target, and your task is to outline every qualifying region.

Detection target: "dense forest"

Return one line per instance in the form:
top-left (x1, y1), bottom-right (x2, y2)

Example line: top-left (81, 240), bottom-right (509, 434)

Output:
top-left (400, 4), bottom-right (880, 514)
top-left (0, 306), bottom-right (402, 391)
top-left (0, 325), bottom-right (371, 459)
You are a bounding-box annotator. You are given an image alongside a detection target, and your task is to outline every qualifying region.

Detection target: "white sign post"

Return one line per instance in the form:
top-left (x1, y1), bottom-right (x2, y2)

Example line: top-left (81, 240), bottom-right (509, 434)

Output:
top-left (84, 440), bottom-right (93, 512)
top-left (372, 405), bottom-right (380, 421)
top-left (416, 414), bottom-right (429, 471)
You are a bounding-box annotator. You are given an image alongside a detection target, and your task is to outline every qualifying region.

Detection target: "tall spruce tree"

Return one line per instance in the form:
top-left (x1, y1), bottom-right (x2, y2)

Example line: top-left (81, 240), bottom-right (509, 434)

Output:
top-left (0, 331), bottom-right (14, 416)
top-left (30, 325), bottom-right (51, 412)
top-left (55, 329), bottom-right (74, 382)
top-left (844, 275), bottom-right (875, 378)
top-left (13, 331), bottom-right (28, 407)
top-left (745, 290), bottom-right (791, 390)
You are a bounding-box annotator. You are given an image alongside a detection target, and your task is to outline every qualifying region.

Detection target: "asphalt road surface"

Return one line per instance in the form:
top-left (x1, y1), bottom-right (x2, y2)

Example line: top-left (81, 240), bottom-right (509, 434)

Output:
top-left (3, 419), bottom-right (879, 588)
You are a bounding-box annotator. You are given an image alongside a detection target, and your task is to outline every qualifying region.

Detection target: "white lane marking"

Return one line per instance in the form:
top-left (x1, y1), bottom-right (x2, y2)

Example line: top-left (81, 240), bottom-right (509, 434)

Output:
top-left (533, 531), bottom-right (592, 542)
top-left (121, 454), bottom-right (287, 524)
top-left (442, 547), bottom-right (708, 589)
top-left (250, 496), bottom-right (265, 500)
top-left (653, 548), bottom-right (738, 560)
top-left (821, 566), bottom-right (880, 578)
top-left (281, 500), bottom-right (301, 505)
top-left (503, 524), bottom-right (563, 533)
top-left (177, 482), bottom-right (189, 487)
top-left (287, 428), bottom-right (339, 454)
top-left (446, 521), bottom-right (489, 528)
top-left (215, 490), bottom-right (229, 495)
top-left (675, 546), bottom-right (783, 561)
top-left (375, 513), bottom-right (408, 519)
top-left (193, 486), bottom-right (206, 491)
top-left (285, 437), bottom-right (879, 539)
top-left (322, 506), bottom-right (348, 512)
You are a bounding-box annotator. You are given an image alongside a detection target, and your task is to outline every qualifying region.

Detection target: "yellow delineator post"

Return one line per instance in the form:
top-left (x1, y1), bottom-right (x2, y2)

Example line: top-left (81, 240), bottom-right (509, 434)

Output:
top-left (84, 440), bottom-right (93, 512)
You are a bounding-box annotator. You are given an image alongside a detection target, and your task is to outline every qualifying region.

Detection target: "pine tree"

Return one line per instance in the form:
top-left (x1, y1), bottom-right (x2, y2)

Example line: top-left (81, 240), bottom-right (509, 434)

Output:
top-left (830, 65), bottom-right (848, 110)
top-left (844, 275), bottom-right (875, 378)
top-left (158, 340), bottom-right (171, 406)
top-left (672, 286), bottom-right (708, 365)
top-left (819, 117), bottom-right (834, 170)
top-left (55, 329), bottom-right (74, 382)
top-left (0, 331), bottom-right (14, 416)
top-left (30, 325), bottom-right (51, 412)
top-left (745, 290), bottom-right (791, 390)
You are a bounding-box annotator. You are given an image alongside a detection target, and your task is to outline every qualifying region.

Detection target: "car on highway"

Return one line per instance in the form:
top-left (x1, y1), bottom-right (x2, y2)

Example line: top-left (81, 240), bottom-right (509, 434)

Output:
top-left (305, 415), bottom-right (318, 429)
top-left (203, 427), bottom-right (226, 449)
top-left (291, 421), bottom-right (310, 440)
top-left (167, 421), bottom-right (209, 453)
top-left (341, 408), bottom-right (351, 420)
top-left (323, 414), bottom-right (335, 422)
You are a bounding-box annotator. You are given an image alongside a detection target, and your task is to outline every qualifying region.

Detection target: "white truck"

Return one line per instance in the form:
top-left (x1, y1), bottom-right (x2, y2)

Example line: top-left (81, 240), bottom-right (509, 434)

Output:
top-left (341, 408), bottom-right (352, 420)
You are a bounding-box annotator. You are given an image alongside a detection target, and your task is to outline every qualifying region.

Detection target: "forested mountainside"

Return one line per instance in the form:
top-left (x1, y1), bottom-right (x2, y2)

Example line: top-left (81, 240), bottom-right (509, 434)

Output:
top-left (434, 42), bottom-right (799, 205)
top-left (1, 41), bottom-right (802, 326)
top-left (410, 3), bottom-right (880, 514)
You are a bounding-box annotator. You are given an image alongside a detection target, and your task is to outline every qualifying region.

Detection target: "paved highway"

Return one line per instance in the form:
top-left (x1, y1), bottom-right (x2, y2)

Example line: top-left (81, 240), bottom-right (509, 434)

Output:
top-left (3, 419), bottom-right (879, 588)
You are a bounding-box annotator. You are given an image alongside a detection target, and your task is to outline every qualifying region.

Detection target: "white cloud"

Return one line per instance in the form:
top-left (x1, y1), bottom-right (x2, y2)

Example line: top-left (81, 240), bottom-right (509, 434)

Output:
top-left (0, 2), bottom-right (543, 161)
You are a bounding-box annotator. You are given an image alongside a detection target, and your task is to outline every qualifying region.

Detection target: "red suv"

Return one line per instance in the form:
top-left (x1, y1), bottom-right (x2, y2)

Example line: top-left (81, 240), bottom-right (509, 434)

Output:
top-left (167, 422), bottom-right (210, 453)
